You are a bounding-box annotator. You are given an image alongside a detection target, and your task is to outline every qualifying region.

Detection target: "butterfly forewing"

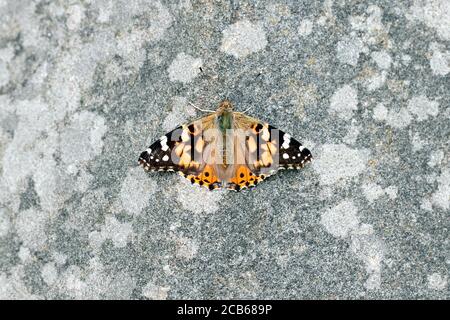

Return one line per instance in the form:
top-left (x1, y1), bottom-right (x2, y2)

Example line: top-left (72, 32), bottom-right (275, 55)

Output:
top-left (138, 126), bottom-right (183, 172)
top-left (270, 125), bottom-right (312, 169)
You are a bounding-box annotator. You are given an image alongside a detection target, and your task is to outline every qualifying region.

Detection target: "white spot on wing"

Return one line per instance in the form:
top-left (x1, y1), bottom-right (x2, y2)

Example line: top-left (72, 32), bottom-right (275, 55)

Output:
top-left (261, 128), bottom-right (270, 141)
top-left (160, 136), bottom-right (169, 151)
top-left (281, 133), bottom-right (291, 149)
top-left (181, 129), bottom-right (190, 142)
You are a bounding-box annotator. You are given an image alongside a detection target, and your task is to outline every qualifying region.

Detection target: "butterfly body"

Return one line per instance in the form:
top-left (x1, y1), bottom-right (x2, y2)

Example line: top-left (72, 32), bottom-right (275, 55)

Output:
top-left (139, 100), bottom-right (312, 191)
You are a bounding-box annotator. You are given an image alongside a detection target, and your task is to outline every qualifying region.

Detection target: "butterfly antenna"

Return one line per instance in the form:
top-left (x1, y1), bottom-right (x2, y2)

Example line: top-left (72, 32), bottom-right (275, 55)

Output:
top-left (241, 105), bottom-right (254, 114)
top-left (189, 102), bottom-right (215, 113)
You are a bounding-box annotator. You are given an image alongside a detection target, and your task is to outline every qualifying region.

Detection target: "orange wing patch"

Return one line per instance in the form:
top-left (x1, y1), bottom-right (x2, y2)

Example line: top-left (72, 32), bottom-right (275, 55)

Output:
top-left (227, 165), bottom-right (263, 191)
top-left (182, 164), bottom-right (221, 190)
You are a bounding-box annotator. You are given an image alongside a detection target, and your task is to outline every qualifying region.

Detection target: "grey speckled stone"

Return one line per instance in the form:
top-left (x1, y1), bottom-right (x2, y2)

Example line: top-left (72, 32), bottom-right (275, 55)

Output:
top-left (0, 0), bottom-right (449, 299)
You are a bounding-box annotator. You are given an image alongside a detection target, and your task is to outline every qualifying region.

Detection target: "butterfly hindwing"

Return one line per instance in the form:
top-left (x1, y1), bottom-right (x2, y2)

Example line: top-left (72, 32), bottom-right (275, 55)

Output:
top-left (227, 164), bottom-right (263, 191)
top-left (182, 164), bottom-right (222, 190)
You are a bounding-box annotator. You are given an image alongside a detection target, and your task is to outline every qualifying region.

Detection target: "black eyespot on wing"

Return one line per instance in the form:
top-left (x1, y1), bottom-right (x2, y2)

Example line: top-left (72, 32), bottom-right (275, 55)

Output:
top-left (254, 123), bottom-right (263, 132)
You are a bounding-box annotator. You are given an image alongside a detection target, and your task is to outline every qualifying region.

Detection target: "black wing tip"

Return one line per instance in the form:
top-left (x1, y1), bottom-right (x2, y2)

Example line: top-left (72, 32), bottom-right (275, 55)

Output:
top-left (139, 150), bottom-right (149, 159)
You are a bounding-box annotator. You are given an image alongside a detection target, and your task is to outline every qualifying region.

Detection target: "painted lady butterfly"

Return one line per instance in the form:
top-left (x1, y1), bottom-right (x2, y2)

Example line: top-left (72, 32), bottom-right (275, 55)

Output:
top-left (138, 100), bottom-right (312, 191)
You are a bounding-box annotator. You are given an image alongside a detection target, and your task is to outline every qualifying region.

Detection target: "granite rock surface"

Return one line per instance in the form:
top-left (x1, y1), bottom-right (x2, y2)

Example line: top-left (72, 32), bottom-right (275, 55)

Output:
top-left (0, 0), bottom-right (449, 299)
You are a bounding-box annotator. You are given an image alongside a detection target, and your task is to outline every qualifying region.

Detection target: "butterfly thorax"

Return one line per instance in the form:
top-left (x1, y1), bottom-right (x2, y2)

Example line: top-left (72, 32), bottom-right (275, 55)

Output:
top-left (216, 99), bottom-right (233, 113)
top-left (217, 111), bottom-right (232, 132)
top-left (214, 111), bottom-right (232, 168)
top-left (214, 100), bottom-right (234, 168)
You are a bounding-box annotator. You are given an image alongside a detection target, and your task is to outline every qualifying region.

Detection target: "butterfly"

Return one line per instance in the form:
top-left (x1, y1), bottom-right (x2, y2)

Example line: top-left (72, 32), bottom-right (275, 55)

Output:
top-left (138, 100), bottom-right (312, 191)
